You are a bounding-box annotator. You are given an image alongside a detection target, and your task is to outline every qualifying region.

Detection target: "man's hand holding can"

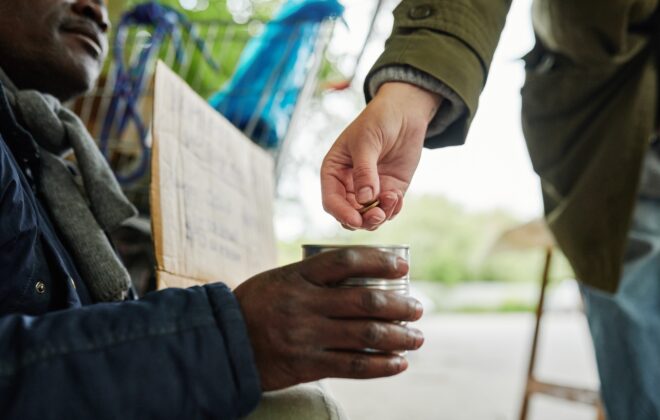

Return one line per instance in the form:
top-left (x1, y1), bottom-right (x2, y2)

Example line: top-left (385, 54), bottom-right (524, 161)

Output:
top-left (233, 247), bottom-right (424, 391)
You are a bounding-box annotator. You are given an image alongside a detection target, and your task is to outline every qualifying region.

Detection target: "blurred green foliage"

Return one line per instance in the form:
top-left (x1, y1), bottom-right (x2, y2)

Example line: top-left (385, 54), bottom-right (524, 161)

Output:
top-left (278, 195), bottom-right (574, 284)
top-left (118, 0), bottom-right (283, 21)
top-left (106, 0), bottom-right (286, 98)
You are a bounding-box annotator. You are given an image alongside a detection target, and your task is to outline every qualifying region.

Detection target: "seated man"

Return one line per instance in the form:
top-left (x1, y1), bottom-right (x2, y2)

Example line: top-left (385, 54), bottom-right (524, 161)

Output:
top-left (0, 0), bottom-right (424, 418)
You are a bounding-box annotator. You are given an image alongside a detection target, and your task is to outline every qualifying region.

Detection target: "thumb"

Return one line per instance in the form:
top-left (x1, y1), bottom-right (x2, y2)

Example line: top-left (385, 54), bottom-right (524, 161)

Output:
top-left (351, 135), bottom-right (382, 205)
top-left (298, 248), bottom-right (408, 286)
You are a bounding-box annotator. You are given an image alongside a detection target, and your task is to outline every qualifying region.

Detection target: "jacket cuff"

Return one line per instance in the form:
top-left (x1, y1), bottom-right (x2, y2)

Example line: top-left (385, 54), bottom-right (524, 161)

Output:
top-left (366, 0), bottom-right (510, 148)
top-left (205, 283), bottom-right (261, 417)
top-left (366, 31), bottom-right (483, 149)
top-left (366, 65), bottom-right (467, 139)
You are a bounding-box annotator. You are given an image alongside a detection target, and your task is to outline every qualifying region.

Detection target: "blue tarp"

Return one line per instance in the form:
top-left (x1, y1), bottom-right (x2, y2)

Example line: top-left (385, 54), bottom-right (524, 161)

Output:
top-left (209, 0), bottom-right (344, 149)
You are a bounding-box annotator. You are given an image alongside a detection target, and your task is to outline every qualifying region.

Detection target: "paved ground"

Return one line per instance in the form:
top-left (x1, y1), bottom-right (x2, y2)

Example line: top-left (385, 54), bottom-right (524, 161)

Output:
top-left (325, 312), bottom-right (601, 420)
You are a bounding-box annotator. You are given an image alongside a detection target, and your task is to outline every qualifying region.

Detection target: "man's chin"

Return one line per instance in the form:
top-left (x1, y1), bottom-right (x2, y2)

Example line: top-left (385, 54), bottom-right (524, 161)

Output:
top-left (40, 41), bottom-right (104, 101)
top-left (48, 59), bottom-right (101, 102)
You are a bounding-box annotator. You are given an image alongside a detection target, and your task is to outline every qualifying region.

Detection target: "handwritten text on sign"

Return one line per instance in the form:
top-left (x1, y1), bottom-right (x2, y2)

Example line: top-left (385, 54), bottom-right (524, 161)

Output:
top-left (151, 62), bottom-right (277, 290)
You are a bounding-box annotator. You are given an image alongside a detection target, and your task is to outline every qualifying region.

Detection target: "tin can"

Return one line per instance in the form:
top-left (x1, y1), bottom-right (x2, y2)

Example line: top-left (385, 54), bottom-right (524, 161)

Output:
top-left (303, 245), bottom-right (411, 354)
top-left (302, 244), bottom-right (410, 294)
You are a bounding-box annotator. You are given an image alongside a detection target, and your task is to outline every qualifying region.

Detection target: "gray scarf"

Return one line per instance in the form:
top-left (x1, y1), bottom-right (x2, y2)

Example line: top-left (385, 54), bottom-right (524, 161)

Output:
top-left (0, 68), bottom-right (137, 302)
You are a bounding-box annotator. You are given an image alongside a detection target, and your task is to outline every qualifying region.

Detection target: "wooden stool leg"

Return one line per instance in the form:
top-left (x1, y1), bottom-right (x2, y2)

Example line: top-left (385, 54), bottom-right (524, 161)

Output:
top-left (519, 248), bottom-right (553, 420)
top-left (519, 394), bottom-right (531, 420)
top-left (596, 401), bottom-right (606, 420)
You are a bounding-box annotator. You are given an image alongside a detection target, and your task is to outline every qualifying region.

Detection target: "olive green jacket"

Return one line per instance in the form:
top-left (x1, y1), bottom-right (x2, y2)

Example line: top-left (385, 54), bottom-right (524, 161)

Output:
top-left (367, 0), bottom-right (659, 292)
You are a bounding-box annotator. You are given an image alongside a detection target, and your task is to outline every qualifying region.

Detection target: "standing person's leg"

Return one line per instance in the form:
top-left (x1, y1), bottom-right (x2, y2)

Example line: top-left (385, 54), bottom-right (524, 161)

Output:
top-left (581, 197), bottom-right (660, 420)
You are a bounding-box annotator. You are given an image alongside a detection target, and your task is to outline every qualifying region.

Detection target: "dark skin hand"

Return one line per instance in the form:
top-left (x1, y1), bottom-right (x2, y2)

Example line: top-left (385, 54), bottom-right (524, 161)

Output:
top-left (234, 248), bottom-right (425, 391)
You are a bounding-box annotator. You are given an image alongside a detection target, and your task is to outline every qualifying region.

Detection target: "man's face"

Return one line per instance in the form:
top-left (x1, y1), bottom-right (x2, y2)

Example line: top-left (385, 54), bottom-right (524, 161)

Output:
top-left (0, 0), bottom-right (109, 101)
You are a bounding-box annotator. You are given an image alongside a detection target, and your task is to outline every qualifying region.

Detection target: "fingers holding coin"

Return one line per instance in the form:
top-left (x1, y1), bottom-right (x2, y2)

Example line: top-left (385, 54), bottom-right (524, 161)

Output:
top-left (340, 190), bottom-right (401, 230)
top-left (360, 189), bottom-right (402, 229)
top-left (378, 190), bottom-right (401, 221)
top-left (360, 199), bottom-right (386, 230)
top-left (358, 199), bottom-right (380, 215)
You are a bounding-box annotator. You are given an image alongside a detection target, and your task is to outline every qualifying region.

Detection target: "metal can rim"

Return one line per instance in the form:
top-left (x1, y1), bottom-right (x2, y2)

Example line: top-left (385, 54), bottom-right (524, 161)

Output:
top-left (302, 244), bottom-right (410, 250)
top-left (341, 279), bottom-right (410, 285)
top-left (337, 286), bottom-right (409, 292)
top-left (338, 283), bottom-right (410, 287)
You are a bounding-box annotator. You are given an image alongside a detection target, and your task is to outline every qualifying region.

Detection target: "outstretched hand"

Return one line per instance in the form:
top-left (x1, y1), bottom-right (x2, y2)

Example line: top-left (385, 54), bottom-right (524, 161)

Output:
top-left (233, 248), bottom-right (424, 391)
top-left (321, 82), bottom-right (442, 230)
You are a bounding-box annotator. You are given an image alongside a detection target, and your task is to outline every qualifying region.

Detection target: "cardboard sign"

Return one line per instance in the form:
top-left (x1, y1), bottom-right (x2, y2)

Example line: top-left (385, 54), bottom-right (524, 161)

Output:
top-left (151, 61), bottom-right (277, 290)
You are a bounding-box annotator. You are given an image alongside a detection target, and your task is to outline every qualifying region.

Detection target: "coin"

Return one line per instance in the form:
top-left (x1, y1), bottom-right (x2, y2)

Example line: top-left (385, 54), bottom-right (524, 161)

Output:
top-left (358, 199), bottom-right (380, 214)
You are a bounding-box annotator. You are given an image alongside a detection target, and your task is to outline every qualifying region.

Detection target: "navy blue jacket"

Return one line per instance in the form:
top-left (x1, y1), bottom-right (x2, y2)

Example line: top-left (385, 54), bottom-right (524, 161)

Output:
top-left (0, 82), bottom-right (261, 419)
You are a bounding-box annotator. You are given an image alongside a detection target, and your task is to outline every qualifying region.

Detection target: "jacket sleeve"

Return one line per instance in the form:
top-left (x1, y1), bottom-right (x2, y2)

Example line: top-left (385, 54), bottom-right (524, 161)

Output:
top-left (0, 283), bottom-right (261, 420)
top-left (365, 0), bottom-right (512, 148)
